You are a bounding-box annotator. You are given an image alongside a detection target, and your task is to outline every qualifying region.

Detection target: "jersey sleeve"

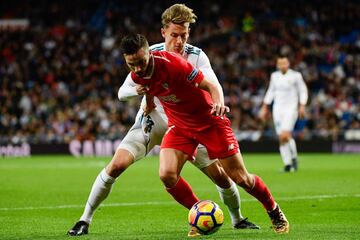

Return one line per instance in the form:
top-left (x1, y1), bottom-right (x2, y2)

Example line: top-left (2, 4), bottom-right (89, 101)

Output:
top-left (263, 73), bottom-right (275, 104)
top-left (186, 65), bottom-right (204, 87)
top-left (117, 73), bottom-right (138, 101)
top-left (197, 51), bottom-right (219, 84)
top-left (296, 72), bottom-right (308, 105)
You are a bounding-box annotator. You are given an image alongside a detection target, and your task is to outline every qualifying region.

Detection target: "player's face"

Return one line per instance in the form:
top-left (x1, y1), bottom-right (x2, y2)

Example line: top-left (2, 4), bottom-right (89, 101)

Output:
top-left (124, 47), bottom-right (150, 77)
top-left (277, 58), bottom-right (290, 73)
top-left (161, 22), bottom-right (190, 54)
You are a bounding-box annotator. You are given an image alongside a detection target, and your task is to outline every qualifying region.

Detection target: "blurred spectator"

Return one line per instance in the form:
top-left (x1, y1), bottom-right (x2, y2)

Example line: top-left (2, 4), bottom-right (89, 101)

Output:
top-left (0, 0), bottom-right (359, 144)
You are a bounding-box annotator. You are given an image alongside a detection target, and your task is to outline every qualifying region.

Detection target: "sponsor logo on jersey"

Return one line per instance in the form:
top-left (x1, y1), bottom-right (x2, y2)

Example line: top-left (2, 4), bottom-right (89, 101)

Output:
top-left (159, 94), bottom-right (180, 103)
top-left (187, 68), bottom-right (199, 82)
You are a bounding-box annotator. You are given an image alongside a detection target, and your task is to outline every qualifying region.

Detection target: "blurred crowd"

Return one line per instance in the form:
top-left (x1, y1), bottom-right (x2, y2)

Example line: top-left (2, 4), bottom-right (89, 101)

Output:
top-left (1, 0), bottom-right (359, 144)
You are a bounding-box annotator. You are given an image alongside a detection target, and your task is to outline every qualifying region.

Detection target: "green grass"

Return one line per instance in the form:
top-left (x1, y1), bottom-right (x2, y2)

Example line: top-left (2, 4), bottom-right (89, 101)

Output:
top-left (0, 154), bottom-right (360, 239)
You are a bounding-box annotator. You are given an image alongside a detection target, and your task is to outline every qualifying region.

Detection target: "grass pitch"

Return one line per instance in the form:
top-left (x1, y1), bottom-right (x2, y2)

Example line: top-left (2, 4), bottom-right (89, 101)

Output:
top-left (0, 153), bottom-right (359, 239)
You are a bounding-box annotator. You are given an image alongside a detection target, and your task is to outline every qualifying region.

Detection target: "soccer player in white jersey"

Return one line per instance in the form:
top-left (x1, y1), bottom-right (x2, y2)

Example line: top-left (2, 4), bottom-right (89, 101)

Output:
top-left (260, 56), bottom-right (308, 172)
top-left (68, 4), bottom-right (258, 236)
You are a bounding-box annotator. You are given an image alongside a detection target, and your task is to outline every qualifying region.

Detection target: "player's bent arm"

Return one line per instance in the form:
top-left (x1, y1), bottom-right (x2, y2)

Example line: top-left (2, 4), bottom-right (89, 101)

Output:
top-left (117, 73), bottom-right (138, 101)
top-left (263, 73), bottom-right (275, 105)
top-left (198, 78), bottom-right (229, 116)
top-left (296, 72), bottom-right (308, 106)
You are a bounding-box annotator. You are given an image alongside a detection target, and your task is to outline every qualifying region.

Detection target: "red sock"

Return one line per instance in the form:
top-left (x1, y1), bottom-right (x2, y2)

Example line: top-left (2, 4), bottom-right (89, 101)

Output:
top-left (166, 176), bottom-right (200, 210)
top-left (246, 175), bottom-right (276, 212)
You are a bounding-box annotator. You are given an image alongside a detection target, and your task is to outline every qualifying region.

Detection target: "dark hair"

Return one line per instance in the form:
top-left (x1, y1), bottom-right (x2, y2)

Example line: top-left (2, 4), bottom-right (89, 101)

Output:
top-left (120, 33), bottom-right (149, 55)
top-left (277, 54), bottom-right (289, 60)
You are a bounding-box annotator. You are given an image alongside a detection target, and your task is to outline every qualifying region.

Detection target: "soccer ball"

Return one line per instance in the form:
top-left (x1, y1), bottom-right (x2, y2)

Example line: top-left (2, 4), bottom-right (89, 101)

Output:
top-left (188, 200), bottom-right (224, 235)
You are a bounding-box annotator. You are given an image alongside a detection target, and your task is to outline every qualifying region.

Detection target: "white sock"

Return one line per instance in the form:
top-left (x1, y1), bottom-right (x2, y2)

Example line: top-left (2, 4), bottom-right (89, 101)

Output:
top-left (216, 181), bottom-right (243, 226)
top-left (279, 143), bottom-right (292, 166)
top-left (288, 138), bottom-right (298, 159)
top-left (80, 168), bottom-right (116, 223)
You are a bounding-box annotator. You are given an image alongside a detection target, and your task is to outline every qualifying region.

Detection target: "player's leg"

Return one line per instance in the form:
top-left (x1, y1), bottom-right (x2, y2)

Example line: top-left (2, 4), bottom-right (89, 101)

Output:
top-left (80, 149), bottom-right (134, 223)
top-left (279, 131), bottom-right (293, 172)
top-left (68, 112), bottom-right (163, 236)
top-left (274, 111), bottom-right (293, 172)
top-left (159, 147), bottom-right (203, 238)
top-left (67, 148), bottom-right (135, 236)
top-left (160, 126), bottom-right (201, 209)
top-left (159, 148), bottom-right (199, 209)
top-left (193, 146), bottom-right (259, 229)
top-left (287, 112), bottom-right (299, 170)
top-left (198, 118), bottom-right (288, 233)
top-left (288, 137), bottom-right (298, 170)
top-left (218, 153), bottom-right (289, 233)
top-left (279, 111), bottom-right (299, 172)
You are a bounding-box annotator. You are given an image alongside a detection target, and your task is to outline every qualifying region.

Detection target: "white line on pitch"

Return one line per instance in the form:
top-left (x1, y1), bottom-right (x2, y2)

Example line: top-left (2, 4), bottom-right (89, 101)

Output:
top-left (0, 193), bottom-right (359, 211)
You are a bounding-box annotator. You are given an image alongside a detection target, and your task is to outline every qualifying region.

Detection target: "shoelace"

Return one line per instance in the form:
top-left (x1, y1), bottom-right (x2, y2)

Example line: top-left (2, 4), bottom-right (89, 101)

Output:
top-left (274, 214), bottom-right (286, 228)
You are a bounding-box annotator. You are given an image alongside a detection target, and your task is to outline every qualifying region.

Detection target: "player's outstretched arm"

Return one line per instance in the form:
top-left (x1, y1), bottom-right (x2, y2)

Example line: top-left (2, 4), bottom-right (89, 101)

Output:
top-left (198, 78), bottom-right (229, 116)
top-left (117, 73), bottom-right (139, 101)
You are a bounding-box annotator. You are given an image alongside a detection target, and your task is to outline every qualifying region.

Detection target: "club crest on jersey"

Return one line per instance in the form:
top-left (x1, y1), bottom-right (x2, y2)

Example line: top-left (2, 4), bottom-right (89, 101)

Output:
top-left (162, 83), bottom-right (169, 89)
top-left (187, 68), bottom-right (199, 82)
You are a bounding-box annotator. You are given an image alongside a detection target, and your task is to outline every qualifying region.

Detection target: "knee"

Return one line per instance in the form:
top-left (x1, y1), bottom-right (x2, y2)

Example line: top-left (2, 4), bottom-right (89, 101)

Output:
top-left (159, 170), bottom-right (178, 188)
top-left (279, 134), bottom-right (290, 144)
top-left (107, 151), bottom-right (133, 178)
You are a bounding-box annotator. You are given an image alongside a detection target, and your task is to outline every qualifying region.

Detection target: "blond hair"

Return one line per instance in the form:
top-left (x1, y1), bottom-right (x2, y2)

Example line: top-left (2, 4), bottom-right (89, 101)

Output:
top-left (161, 4), bottom-right (197, 27)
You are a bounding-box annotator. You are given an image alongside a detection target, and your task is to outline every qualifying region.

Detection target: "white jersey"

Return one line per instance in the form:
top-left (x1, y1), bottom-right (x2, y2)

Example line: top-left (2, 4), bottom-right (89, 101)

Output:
top-left (117, 43), bottom-right (219, 121)
top-left (264, 69), bottom-right (308, 113)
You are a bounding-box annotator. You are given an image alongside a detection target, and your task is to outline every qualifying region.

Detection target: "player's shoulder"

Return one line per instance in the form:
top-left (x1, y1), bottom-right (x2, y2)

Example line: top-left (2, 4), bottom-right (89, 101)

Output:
top-left (288, 69), bottom-right (298, 74)
top-left (153, 51), bottom-right (186, 73)
top-left (288, 69), bottom-right (302, 77)
top-left (150, 43), bottom-right (166, 52)
top-left (271, 70), bottom-right (281, 78)
top-left (184, 44), bottom-right (202, 56)
top-left (153, 50), bottom-right (182, 62)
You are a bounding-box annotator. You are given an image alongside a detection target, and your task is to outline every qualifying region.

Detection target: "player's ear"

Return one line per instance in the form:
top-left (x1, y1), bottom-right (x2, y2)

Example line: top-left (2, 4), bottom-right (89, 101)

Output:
top-left (161, 28), bottom-right (166, 38)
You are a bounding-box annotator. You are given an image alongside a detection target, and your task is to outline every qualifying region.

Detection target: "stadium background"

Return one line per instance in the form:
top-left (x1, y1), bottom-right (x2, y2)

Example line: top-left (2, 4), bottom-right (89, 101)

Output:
top-left (1, 1), bottom-right (360, 239)
top-left (1, 0), bottom-right (359, 157)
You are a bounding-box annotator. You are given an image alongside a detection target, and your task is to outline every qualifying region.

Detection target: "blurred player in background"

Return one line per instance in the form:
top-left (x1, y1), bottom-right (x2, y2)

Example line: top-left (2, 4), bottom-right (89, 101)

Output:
top-left (260, 56), bottom-right (308, 172)
top-left (121, 33), bottom-right (290, 236)
top-left (68, 4), bottom-right (258, 237)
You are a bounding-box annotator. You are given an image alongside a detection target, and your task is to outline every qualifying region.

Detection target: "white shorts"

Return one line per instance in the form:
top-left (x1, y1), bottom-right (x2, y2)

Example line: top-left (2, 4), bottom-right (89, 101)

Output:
top-left (118, 110), bottom-right (167, 161)
top-left (117, 110), bottom-right (215, 169)
top-left (273, 109), bottom-right (298, 135)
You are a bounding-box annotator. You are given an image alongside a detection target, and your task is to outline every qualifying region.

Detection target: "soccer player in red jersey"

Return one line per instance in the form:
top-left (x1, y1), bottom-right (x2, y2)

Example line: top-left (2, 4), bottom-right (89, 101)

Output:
top-left (120, 33), bottom-right (290, 235)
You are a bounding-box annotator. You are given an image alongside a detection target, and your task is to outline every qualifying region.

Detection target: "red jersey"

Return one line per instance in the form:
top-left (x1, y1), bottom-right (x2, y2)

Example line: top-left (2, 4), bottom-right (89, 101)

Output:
top-left (131, 51), bottom-right (220, 132)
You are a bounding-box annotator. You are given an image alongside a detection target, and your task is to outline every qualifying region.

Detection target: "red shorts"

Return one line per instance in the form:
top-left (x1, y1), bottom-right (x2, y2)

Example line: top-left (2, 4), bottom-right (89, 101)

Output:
top-left (161, 117), bottom-right (239, 160)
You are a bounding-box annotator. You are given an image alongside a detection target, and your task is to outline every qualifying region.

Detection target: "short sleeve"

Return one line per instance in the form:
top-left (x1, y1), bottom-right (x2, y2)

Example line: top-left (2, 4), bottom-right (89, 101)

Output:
top-left (183, 61), bottom-right (204, 87)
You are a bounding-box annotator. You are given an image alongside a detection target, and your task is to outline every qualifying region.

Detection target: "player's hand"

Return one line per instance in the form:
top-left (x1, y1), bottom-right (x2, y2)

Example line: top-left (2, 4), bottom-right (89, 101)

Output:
top-left (211, 103), bottom-right (230, 117)
top-left (143, 94), bottom-right (156, 116)
top-left (259, 105), bottom-right (269, 122)
top-left (143, 103), bottom-right (156, 116)
top-left (299, 105), bottom-right (306, 119)
top-left (136, 84), bottom-right (149, 95)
